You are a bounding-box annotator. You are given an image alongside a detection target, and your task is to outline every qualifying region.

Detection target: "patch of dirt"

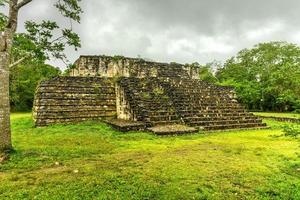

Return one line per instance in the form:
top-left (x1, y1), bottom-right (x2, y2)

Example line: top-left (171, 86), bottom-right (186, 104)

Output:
top-left (106, 119), bottom-right (145, 127)
top-left (148, 124), bottom-right (197, 135)
top-left (0, 153), bottom-right (9, 164)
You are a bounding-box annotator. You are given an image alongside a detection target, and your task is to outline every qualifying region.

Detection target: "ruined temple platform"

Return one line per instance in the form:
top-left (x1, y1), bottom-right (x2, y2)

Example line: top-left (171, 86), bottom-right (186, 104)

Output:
top-left (33, 55), bottom-right (267, 133)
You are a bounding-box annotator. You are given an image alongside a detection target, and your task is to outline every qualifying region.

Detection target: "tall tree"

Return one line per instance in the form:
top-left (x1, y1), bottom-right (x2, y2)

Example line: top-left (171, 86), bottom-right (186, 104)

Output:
top-left (0, 0), bottom-right (82, 152)
top-left (217, 41), bottom-right (300, 111)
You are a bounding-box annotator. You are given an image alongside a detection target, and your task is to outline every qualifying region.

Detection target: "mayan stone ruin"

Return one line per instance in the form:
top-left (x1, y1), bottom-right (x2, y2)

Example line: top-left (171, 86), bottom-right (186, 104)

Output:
top-left (33, 55), bottom-right (267, 133)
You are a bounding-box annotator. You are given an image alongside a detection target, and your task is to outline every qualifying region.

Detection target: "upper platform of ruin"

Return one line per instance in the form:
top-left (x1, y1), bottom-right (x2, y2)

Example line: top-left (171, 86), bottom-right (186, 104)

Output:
top-left (69, 55), bottom-right (200, 79)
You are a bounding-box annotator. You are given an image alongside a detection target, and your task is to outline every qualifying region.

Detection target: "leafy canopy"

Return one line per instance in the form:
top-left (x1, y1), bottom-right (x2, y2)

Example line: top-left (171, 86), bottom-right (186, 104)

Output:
top-left (1, 0), bottom-right (82, 66)
top-left (216, 41), bottom-right (300, 111)
top-left (10, 63), bottom-right (61, 111)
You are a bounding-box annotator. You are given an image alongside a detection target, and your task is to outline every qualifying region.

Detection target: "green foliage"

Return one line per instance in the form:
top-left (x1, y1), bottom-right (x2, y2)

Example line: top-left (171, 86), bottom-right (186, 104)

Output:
top-left (282, 125), bottom-right (300, 138)
top-left (12, 33), bottom-right (47, 63)
top-left (0, 0), bottom-right (6, 6)
top-left (21, 20), bottom-right (81, 63)
top-left (153, 87), bottom-right (164, 95)
top-left (198, 61), bottom-right (220, 83)
top-left (217, 41), bottom-right (300, 111)
top-left (185, 62), bottom-right (219, 84)
top-left (9, 63), bottom-right (61, 111)
top-left (112, 55), bottom-right (125, 63)
top-left (2, 0), bottom-right (82, 66)
top-left (55, 0), bottom-right (83, 23)
top-left (293, 100), bottom-right (300, 113)
top-left (0, 0), bottom-right (7, 31)
top-left (1, 114), bottom-right (300, 199)
top-left (0, 13), bottom-right (7, 31)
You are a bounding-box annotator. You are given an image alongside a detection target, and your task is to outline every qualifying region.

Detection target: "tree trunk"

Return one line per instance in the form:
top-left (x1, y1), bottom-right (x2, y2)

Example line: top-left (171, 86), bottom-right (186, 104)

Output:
top-left (0, 35), bottom-right (12, 152)
top-left (0, 0), bottom-right (19, 152)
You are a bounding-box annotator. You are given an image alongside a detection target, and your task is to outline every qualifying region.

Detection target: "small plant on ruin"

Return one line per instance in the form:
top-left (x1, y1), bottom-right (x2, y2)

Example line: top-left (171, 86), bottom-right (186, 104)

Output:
top-left (141, 92), bottom-right (151, 99)
top-left (94, 86), bottom-right (101, 94)
top-left (112, 55), bottom-right (125, 63)
top-left (153, 87), bottom-right (164, 96)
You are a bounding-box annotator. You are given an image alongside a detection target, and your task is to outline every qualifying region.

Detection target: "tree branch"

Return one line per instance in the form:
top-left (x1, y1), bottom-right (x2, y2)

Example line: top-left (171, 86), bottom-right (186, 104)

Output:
top-left (9, 54), bottom-right (30, 68)
top-left (17, 0), bottom-right (32, 9)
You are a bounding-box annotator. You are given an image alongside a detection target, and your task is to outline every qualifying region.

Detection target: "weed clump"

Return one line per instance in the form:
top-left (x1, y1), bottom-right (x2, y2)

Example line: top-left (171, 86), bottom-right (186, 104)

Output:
top-left (282, 125), bottom-right (300, 138)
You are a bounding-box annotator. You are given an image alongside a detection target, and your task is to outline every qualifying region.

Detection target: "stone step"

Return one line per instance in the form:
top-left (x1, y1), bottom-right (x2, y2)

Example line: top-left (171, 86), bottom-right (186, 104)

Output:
top-left (148, 115), bottom-right (179, 121)
top-left (35, 101), bottom-right (116, 106)
top-left (188, 119), bottom-right (262, 126)
top-left (175, 105), bottom-right (245, 110)
top-left (184, 116), bottom-right (260, 122)
top-left (39, 83), bottom-right (114, 88)
top-left (36, 111), bottom-right (116, 118)
top-left (35, 117), bottom-right (105, 126)
top-left (38, 93), bottom-right (116, 98)
top-left (171, 97), bottom-right (234, 102)
top-left (178, 109), bottom-right (247, 114)
top-left (199, 123), bottom-right (267, 131)
top-left (175, 105), bottom-right (242, 110)
top-left (147, 110), bottom-right (177, 115)
top-left (169, 83), bottom-right (231, 89)
top-left (180, 112), bottom-right (254, 117)
top-left (34, 106), bottom-right (116, 112)
top-left (36, 96), bottom-right (115, 101)
top-left (150, 120), bottom-right (183, 126)
top-left (170, 90), bottom-right (231, 95)
top-left (171, 98), bottom-right (239, 103)
top-left (37, 88), bottom-right (116, 94)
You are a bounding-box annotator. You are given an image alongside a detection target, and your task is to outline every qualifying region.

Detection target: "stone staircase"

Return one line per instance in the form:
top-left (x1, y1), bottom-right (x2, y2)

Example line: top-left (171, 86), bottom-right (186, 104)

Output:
top-left (161, 79), bottom-right (266, 130)
top-left (116, 77), bottom-right (266, 131)
top-left (117, 77), bottom-right (181, 126)
top-left (33, 77), bottom-right (116, 126)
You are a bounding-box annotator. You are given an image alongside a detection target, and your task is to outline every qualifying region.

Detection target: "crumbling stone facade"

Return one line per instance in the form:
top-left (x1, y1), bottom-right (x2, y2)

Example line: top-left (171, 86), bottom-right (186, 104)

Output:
top-left (69, 55), bottom-right (199, 79)
top-left (33, 55), bottom-right (267, 131)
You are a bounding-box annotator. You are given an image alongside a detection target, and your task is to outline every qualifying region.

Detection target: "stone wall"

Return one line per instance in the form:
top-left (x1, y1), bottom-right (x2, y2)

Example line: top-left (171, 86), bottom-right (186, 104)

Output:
top-left (33, 77), bottom-right (116, 126)
top-left (69, 55), bottom-right (200, 79)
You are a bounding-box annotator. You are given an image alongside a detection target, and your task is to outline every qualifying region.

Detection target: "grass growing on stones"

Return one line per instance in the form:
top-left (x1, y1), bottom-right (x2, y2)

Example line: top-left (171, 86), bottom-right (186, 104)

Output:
top-left (0, 113), bottom-right (300, 199)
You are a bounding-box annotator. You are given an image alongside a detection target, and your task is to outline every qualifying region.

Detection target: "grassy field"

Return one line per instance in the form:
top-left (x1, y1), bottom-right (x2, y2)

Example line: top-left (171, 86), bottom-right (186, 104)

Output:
top-left (0, 113), bottom-right (300, 199)
top-left (253, 112), bottom-right (300, 119)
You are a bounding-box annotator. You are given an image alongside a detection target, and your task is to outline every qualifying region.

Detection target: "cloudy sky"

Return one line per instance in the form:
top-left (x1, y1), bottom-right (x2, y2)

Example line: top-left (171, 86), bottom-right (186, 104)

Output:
top-left (15, 0), bottom-right (300, 69)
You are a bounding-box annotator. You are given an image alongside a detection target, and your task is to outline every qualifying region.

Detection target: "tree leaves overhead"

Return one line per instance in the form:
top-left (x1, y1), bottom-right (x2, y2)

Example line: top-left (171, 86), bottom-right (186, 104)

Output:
top-left (62, 28), bottom-right (81, 50)
top-left (13, 18), bottom-right (81, 64)
top-left (55, 0), bottom-right (83, 23)
top-left (0, 0), bottom-right (7, 31)
top-left (4, 0), bottom-right (82, 66)
top-left (0, 0), bottom-right (7, 6)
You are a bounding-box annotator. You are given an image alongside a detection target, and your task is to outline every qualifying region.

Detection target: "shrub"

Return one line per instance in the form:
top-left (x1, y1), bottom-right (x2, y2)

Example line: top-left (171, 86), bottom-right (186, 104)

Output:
top-left (282, 125), bottom-right (300, 138)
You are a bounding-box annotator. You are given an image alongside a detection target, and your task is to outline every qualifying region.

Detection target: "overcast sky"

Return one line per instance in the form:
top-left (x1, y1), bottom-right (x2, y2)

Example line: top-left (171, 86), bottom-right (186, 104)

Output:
top-left (15, 0), bottom-right (300, 69)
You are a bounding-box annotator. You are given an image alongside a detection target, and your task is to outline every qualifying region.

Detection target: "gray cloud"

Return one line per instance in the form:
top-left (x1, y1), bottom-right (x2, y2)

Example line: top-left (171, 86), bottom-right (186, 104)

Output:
top-left (14, 0), bottom-right (300, 69)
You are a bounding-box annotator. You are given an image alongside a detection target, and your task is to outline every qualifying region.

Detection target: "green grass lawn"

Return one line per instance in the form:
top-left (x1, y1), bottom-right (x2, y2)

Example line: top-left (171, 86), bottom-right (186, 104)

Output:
top-left (1, 113), bottom-right (300, 199)
top-left (253, 112), bottom-right (300, 119)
